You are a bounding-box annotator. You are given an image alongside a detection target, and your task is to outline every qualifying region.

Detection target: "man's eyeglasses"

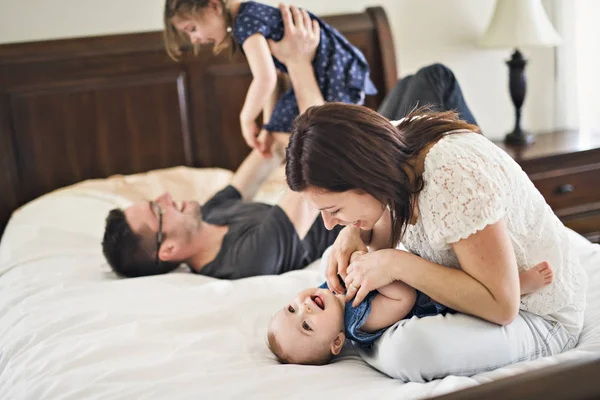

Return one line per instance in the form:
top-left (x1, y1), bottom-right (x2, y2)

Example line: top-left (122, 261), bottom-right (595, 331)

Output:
top-left (151, 202), bottom-right (163, 266)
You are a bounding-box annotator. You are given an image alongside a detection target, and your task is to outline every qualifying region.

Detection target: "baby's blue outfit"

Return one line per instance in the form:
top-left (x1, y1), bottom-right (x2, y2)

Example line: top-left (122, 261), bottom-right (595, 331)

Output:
top-left (319, 282), bottom-right (452, 348)
top-left (233, 1), bottom-right (378, 133)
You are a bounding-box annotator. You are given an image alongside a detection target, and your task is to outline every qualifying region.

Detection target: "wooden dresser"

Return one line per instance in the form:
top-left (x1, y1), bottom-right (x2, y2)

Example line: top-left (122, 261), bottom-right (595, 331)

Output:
top-left (495, 129), bottom-right (600, 244)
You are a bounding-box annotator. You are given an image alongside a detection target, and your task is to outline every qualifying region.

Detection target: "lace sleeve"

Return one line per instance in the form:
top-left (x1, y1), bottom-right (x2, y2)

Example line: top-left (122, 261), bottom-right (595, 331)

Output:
top-left (419, 134), bottom-right (508, 249)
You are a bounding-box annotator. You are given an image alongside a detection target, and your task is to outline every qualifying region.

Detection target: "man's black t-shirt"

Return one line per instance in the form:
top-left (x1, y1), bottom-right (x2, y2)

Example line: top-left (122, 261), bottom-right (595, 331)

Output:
top-left (195, 185), bottom-right (342, 279)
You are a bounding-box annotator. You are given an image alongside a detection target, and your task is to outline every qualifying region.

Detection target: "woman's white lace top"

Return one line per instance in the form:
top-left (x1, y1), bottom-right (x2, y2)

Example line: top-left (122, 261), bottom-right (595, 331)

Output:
top-left (401, 131), bottom-right (587, 317)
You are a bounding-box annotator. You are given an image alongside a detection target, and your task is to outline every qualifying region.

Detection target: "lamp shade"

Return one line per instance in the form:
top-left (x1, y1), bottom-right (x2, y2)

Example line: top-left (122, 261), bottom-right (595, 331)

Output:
top-left (479, 0), bottom-right (561, 48)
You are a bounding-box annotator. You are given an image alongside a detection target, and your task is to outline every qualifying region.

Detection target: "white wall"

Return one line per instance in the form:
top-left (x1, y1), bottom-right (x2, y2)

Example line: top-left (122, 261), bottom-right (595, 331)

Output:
top-left (575, 0), bottom-right (600, 132)
top-left (0, 0), bottom-right (558, 139)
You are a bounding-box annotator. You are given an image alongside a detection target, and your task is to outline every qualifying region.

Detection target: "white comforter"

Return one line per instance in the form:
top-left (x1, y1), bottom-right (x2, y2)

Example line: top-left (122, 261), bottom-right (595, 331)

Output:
top-left (0, 167), bottom-right (598, 400)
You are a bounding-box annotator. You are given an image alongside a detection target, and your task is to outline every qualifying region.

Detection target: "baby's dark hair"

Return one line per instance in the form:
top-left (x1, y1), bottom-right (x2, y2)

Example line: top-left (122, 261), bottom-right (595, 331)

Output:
top-left (163, 0), bottom-right (235, 60)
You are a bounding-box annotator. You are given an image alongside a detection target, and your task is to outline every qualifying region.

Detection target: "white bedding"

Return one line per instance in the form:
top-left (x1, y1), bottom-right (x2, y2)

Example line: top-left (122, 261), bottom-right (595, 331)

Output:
top-left (0, 167), bottom-right (598, 400)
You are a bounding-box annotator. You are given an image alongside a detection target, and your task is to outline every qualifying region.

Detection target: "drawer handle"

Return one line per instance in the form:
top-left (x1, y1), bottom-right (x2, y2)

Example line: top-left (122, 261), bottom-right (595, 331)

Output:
top-left (554, 184), bottom-right (574, 194)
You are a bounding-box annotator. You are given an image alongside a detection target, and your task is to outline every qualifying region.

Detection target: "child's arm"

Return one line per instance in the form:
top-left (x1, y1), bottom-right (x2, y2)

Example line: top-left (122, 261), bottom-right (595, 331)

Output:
top-left (253, 73), bottom-right (281, 157)
top-left (240, 34), bottom-right (278, 150)
top-left (360, 280), bottom-right (417, 333)
top-left (262, 71), bottom-right (281, 124)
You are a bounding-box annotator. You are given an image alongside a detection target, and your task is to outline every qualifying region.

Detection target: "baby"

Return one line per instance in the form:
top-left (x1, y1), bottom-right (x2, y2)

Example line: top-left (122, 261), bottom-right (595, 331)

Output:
top-left (267, 252), bottom-right (553, 365)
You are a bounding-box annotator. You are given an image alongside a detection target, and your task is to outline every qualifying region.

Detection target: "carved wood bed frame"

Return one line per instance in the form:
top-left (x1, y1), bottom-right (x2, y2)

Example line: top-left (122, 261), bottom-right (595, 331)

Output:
top-left (0, 6), bottom-right (597, 399)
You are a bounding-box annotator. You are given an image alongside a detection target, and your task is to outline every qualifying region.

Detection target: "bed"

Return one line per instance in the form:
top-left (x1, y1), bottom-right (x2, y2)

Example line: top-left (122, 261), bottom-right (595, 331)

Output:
top-left (0, 6), bottom-right (599, 400)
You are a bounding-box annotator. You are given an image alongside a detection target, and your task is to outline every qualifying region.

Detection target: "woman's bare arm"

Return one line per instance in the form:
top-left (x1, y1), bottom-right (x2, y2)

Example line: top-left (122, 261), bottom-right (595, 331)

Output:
top-left (240, 34), bottom-right (278, 149)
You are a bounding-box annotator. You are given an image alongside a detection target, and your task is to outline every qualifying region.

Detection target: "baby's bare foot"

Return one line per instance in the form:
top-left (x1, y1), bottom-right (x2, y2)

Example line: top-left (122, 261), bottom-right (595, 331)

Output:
top-left (520, 261), bottom-right (554, 296)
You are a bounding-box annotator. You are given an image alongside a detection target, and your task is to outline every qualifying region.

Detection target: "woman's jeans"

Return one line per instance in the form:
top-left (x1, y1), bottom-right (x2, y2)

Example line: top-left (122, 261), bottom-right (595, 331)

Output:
top-left (358, 310), bottom-right (578, 382)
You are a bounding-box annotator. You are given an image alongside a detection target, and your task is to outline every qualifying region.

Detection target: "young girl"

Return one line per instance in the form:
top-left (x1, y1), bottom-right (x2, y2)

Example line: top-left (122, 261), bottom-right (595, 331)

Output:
top-left (268, 254), bottom-right (553, 365)
top-left (163, 0), bottom-right (377, 154)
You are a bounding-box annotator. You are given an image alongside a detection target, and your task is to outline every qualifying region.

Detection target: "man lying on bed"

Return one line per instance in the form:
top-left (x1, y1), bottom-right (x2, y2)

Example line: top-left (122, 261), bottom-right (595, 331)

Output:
top-left (102, 134), bottom-right (341, 279)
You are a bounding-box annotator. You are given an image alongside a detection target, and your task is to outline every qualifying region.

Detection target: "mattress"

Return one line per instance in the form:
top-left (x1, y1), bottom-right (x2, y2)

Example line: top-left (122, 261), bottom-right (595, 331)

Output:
top-left (0, 166), bottom-right (598, 400)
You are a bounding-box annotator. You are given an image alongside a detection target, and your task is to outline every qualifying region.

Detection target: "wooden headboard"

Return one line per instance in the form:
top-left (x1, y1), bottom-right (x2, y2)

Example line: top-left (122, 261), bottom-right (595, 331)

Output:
top-left (0, 7), bottom-right (397, 237)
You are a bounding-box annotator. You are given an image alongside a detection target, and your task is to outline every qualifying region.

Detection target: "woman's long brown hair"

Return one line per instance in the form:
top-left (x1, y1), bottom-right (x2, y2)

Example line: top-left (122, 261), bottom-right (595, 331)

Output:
top-left (285, 103), bottom-right (479, 247)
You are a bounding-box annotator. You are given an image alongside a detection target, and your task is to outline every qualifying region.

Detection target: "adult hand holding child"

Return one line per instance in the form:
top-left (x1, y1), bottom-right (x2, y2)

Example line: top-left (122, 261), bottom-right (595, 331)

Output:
top-left (325, 226), bottom-right (367, 294)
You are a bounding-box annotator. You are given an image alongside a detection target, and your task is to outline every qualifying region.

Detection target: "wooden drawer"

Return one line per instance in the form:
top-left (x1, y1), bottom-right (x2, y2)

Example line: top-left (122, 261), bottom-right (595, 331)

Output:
top-left (561, 209), bottom-right (600, 244)
top-left (532, 167), bottom-right (600, 211)
top-left (497, 129), bottom-right (600, 242)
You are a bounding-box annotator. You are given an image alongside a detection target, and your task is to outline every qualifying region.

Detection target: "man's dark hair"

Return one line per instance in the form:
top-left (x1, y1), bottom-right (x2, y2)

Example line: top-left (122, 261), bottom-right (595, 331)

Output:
top-left (102, 208), bottom-right (180, 277)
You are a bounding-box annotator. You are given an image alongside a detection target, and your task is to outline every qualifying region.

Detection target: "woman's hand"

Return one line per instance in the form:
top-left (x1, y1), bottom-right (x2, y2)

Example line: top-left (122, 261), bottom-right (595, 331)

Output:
top-left (268, 4), bottom-right (320, 66)
top-left (325, 226), bottom-right (368, 294)
top-left (344, 249), bottom-right (403, 307)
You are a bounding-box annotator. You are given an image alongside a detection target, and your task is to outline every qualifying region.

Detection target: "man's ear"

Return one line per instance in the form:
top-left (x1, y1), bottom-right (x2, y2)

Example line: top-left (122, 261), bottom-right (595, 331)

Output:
top-left (330, 332), bottom-right (345, 356)
top-left (158, 240), bottom-right (179, 262)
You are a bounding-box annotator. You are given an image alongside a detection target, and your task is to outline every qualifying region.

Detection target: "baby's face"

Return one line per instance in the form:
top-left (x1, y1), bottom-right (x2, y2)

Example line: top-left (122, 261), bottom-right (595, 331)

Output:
top-left (270, 287), bottom-right (346, 363)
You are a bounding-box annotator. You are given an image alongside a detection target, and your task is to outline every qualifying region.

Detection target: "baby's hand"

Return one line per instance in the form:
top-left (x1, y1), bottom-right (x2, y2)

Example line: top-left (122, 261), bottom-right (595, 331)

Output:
top-left (240, 117), bottom-right (260, 150)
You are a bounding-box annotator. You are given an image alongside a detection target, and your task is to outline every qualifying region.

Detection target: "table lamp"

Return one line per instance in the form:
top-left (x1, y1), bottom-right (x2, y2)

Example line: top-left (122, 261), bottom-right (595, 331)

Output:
top-left (480, 0), bottom-right (561, 145)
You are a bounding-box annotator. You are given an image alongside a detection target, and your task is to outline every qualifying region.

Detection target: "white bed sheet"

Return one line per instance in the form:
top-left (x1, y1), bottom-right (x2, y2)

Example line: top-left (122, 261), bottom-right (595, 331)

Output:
top-left (0, 167), bottom-right (598, 400)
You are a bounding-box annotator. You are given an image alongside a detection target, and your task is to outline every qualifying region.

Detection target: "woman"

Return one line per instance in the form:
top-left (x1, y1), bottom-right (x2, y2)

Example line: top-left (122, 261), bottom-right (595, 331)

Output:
top-left (285, 104), bottom-right (587, 382)
top-left (274, 4), bottom-right (587, 382)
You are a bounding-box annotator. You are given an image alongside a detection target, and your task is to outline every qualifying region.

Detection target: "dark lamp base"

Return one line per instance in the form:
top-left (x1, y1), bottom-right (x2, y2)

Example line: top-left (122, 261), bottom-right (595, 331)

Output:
top-left (504, 130), bottom-right (535, 145)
